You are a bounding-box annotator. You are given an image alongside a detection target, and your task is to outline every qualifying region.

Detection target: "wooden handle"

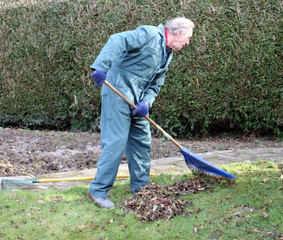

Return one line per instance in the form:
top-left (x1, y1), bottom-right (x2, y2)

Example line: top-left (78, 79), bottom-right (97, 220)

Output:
top-left (37, 174), bottom-right (153, 183)
top-left (104, 80), bottom-right (182, 149)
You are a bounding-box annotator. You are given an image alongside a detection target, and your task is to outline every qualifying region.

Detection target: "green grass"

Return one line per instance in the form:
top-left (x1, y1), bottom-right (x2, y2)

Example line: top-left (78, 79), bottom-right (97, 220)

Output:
top-left (0, 161), bottom-right (282, 240)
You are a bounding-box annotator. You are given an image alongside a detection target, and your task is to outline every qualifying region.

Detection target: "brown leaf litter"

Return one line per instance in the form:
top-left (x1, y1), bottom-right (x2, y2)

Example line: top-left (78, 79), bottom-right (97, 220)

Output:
top-left (124, 173), bottom-right (226, 222)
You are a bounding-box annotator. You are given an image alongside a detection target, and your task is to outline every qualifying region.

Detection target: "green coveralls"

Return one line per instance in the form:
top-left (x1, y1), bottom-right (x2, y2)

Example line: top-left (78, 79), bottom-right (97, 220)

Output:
top-left (89, 24), bottom-right (173, 198)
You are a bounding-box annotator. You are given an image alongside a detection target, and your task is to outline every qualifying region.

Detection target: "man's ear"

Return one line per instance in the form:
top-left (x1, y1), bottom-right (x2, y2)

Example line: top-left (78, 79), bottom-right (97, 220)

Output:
top-left (177, 30), bottom-right (183, 38)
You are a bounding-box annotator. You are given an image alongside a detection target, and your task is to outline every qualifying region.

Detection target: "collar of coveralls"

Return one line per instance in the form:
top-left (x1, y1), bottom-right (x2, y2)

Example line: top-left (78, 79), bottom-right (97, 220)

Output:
top-left (164, 28), bottom-right (172, 52)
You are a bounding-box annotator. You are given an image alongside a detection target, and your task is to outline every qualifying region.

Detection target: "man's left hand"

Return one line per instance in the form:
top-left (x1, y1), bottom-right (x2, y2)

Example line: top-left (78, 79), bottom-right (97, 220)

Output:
top-left (132, 101), bottom-right (149, 117)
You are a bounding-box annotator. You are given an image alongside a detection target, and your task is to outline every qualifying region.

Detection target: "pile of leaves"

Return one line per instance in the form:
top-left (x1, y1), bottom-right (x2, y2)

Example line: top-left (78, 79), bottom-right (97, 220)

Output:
top-left (125, 174), bottom-right (224, 221)
top-left (125, 183), bottom-right (188, 222)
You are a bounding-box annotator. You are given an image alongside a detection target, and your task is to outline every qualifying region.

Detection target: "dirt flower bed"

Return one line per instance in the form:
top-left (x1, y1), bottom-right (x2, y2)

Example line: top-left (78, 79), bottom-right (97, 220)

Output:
top-left (0, 127), bottom-right (281, 176)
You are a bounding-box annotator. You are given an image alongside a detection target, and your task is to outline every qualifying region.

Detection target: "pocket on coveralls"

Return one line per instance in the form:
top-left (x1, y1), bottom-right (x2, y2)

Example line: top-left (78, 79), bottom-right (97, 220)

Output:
top-left (101, 74), bottom-right (123, 120)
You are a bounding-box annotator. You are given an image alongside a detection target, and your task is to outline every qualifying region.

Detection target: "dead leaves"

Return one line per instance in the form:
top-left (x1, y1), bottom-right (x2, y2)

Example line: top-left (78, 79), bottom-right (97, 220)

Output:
top-left (78, 222), bottom-right (95, 230)
top-left (37, 200), bottom-right (45, 205)
top-left (52, 196), bottom-right (63, 202)
top-left (125, 183), bottom-right (188, 222)
top-left (124, 175), bottom-right (218, 222)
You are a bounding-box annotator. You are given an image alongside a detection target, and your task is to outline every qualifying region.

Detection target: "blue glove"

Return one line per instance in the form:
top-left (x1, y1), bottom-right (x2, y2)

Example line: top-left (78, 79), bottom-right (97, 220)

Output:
top-left (90, 70), bottom-right (106, 87)
top-left (132, 101), bottom-right (149, 117)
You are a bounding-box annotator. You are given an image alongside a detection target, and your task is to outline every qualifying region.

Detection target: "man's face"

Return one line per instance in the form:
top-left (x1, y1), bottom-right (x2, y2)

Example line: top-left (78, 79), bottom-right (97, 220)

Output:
top-left (170, 29), bottom-right (193, 51)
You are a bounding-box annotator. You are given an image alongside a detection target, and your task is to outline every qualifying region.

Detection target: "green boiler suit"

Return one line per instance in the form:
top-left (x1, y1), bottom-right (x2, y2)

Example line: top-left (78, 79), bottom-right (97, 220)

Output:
top-left (89, 24), bottom-right (173, 197)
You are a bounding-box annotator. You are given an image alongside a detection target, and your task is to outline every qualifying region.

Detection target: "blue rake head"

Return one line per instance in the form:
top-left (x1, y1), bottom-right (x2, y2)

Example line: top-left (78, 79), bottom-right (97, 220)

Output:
top-left (180, 147), bottom-right (236, 179)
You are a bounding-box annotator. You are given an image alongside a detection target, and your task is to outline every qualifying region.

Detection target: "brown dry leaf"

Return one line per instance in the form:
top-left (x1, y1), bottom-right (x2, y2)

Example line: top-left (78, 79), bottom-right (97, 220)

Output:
top-left (262, 213), bottom-right (269, 218)
top-left (30, 206), bottom-right (40, 210)
top-left (263, 178), bottom-right (269, 182)
top-left (37, 200), bottom-right (44, 204)
top-left (49, 207), bottom-right (57, 212)
top-left (52, 196), bottom-right (62, 202)
top-left (90, 222), bottom-right (95, 229)
top-left (78, 225), bottom-right (89, 230)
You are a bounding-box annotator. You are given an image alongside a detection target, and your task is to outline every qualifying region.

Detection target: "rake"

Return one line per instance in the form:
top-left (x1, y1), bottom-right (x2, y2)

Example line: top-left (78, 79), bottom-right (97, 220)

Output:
top-left (1, 175), bottom-right (137, 190)
top-left (104, 80), bottom-right (236, 179)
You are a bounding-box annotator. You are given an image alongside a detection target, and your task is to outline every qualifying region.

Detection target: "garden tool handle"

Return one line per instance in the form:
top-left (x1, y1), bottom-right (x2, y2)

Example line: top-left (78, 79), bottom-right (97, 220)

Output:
top-left (104, 80), bottom-right (182, 149)
top-left (37, 174), bottom-right (153, 183)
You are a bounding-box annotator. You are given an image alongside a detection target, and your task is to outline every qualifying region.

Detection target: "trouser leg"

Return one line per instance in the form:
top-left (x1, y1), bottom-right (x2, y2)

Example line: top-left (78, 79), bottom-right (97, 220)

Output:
top-left (126, 116), bottom-right (151, 194)
top-left (88, 90), bottom-right (131, 198)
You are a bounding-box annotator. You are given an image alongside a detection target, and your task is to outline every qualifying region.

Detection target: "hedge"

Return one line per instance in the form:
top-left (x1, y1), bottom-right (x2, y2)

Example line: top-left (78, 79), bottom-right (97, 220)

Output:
top-left (0, 0), bottom-right (282, 137)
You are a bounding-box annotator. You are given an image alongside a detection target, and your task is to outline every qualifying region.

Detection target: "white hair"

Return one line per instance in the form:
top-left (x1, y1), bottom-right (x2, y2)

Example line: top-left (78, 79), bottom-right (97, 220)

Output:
top-left (165, 17), bottom-right (195, 35)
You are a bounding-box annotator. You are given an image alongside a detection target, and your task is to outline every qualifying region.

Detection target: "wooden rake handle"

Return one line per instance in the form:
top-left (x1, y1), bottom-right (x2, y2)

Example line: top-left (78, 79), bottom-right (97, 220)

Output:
top-left (104, 80), bottom-right (182, 149)
top-left (37, 174), bottom-right (153, 183)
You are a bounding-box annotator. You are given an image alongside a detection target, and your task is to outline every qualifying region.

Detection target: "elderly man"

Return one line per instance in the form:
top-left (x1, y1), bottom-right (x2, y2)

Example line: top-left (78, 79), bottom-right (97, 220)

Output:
top-left (88, 17), bottom-right (195, 208)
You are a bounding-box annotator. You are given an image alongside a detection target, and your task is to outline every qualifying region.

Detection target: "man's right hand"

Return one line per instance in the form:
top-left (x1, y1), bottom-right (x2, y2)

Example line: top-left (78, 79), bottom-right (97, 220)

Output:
top-left (90, 70), bottom-right (106, 87)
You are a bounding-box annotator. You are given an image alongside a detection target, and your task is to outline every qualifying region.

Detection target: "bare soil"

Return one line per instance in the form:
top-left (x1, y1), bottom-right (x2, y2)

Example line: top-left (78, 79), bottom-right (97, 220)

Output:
top-left (0, 128), bottom-right (281, 176)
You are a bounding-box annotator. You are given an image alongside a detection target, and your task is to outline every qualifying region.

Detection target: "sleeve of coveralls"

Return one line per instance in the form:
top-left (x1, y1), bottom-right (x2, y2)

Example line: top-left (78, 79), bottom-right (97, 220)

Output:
top-left (90, 27), bottom-right (152, 73)
top-left (142, 72), bottom-right (166, 108)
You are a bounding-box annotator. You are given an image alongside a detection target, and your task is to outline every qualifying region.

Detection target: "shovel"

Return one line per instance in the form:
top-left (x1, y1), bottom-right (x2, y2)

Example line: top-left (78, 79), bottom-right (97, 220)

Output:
top-left (104, 80), bottom-right (236, 179)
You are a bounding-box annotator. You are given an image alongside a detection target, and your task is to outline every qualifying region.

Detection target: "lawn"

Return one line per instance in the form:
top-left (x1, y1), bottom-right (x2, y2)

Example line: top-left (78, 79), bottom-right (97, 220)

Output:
top-left (0, 161), bottom-right (282, 240)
